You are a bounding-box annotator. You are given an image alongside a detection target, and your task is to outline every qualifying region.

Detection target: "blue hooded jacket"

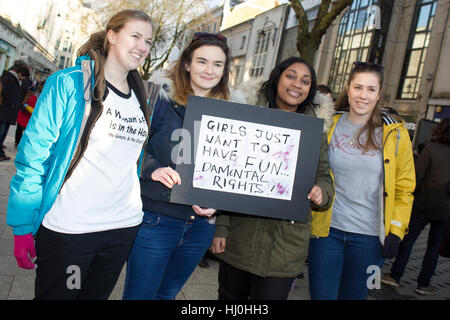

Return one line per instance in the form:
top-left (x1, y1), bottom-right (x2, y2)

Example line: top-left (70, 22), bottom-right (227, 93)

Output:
top-left (7, 55), bottom-right (150, 235)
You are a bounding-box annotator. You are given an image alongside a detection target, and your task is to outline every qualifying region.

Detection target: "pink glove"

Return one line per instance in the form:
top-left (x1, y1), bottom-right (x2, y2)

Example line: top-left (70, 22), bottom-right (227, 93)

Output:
top-left (13, 234), bottom-right (36, 269)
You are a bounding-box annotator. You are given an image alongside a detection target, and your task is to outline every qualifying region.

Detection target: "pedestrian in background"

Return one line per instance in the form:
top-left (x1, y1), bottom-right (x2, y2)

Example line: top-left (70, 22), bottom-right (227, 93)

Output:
top-left (382, 118), bottom-right (450, 295)
top-left (308, 61), bottom-right (415, 300)
top-left (0, 61), bottom-right (30, 160)
top-left (15, 80), bottom-right (45, 147)
top-left (123, 32), bottom-right (246, 300)
top-left (210, 56), bottom-right (335, 300)
top-left (317, 84), bottom-right (332, 97)
top-left (7, 9), bottom-right (153, 299)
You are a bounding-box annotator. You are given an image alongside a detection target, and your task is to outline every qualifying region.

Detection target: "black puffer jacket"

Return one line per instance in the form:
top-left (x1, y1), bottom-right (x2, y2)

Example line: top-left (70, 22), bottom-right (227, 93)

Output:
top-left (413, 141), bottom-right (450, 221)
top-left (0, 71), bottom-right (25, 124)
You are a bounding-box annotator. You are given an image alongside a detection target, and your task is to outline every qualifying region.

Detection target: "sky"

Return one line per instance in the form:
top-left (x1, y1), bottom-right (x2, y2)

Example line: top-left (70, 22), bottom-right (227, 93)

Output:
top-left (208, 0), bottom-right (224, 8)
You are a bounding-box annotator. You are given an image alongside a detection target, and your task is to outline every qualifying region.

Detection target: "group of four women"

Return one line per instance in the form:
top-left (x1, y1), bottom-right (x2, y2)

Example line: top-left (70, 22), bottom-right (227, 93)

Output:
top-left (7, 9), bottom-right (415, 300)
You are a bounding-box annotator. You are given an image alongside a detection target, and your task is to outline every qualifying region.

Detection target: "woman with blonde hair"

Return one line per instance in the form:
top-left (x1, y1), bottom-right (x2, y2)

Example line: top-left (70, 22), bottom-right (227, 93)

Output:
top-left (7, 9), bottom-right (153, 299)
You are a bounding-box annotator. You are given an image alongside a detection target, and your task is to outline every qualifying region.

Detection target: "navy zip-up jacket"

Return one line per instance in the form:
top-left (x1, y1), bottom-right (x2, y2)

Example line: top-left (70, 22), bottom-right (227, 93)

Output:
top-left (140, 95), bottom-right (199, 220)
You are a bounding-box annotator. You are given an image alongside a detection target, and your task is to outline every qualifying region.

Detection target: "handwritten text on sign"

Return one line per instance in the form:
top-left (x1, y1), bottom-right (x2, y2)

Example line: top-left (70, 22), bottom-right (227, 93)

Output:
top-left (193, 115), bottom-right (301, 200)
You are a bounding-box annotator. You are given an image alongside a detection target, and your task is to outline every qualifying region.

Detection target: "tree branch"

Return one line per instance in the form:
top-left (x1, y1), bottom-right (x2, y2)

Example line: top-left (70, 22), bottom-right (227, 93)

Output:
top-left (289, 0), bottom-right (309, 43)
top-left (315, 0), bottom-right (353, 37)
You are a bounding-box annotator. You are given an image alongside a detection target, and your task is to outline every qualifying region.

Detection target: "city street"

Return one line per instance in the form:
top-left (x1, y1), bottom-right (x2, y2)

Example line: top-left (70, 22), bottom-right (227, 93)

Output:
top-left (0, 126), bottom-right (449, 300)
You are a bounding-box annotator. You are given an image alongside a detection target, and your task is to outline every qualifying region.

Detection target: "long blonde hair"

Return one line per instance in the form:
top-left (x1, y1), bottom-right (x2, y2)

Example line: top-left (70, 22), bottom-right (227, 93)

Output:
top-left (77, 9), bottom-right (153, 102)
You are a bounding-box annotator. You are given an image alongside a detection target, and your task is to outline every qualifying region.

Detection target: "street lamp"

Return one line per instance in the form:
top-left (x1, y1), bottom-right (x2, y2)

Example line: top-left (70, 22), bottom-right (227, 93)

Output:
top-left (259, 19), bottom-right (278, 46)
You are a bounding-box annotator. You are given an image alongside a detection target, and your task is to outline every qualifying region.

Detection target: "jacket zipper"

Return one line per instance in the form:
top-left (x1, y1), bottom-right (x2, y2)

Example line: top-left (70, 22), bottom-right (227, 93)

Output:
top-left (380, 126), bottom-right (400, 240)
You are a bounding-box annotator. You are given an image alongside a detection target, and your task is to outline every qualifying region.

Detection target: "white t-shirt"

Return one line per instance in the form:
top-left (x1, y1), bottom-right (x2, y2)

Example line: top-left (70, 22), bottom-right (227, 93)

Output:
top-left (43, 82), bottom-right (148, 234)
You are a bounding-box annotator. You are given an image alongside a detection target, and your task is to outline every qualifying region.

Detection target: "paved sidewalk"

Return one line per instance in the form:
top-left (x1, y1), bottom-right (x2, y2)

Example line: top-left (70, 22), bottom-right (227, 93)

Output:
top-left (1, 126), bottom-right (449, 300)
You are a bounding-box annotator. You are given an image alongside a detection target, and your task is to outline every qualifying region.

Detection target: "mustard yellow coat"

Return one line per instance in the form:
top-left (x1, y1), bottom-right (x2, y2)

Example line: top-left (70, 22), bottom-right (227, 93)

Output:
top-left (311, 113), bottom-right (416, 242)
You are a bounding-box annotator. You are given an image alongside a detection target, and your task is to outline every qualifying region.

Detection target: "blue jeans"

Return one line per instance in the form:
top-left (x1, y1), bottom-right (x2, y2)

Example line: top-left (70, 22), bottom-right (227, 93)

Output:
top-left (123, 211), bottom-right (215, 300)
top-left (308, 227), bottom-right (384, 300)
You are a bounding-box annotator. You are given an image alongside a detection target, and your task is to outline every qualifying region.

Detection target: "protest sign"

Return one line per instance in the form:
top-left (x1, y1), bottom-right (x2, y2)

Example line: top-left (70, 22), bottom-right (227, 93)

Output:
top-left (169, 95), bottom-right (324, 222)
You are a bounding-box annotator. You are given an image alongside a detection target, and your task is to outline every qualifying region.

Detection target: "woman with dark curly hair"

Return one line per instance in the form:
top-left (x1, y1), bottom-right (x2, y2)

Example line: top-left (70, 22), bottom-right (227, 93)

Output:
top-left (210, 57), bottom-right (335, 300)
top-left (382, 118), bottom-right (450, 295)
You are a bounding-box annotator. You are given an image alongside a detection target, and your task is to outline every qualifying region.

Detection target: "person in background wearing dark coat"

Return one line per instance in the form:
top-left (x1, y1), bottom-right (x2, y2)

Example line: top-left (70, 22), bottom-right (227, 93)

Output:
top-left (0, 62), bottom-right (30, 160)
top-left (317, 84), bottom-right (332, 97)
top-left (15, 81), bottom-right (45, 147)
top-left (439, 180), bottom-right (450, 258)
top-left (382, 118), bottom-right (450, 295)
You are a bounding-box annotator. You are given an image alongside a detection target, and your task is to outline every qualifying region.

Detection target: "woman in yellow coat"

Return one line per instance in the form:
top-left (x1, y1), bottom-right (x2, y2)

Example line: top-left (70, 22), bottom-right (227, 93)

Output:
top-left (309, 61), bottom-right (415, 300)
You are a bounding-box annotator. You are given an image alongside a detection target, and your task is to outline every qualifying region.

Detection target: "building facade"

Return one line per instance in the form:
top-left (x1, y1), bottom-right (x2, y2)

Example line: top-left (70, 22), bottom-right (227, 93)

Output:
top-left (221, 4), bottom-right (289, 84)
top-left (282, 0), bottom-right (449, 125)
top-left (0, 15), bottom-right (56, 80)
top-left (0, 0), bottom-right (94, 79)
top-left (217, 0), bottom-right (449, 127)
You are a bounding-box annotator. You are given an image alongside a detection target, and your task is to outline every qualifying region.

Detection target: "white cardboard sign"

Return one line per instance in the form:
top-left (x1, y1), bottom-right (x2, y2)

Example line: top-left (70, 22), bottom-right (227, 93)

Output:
top-left (192, 115), bottom-right (301, 201)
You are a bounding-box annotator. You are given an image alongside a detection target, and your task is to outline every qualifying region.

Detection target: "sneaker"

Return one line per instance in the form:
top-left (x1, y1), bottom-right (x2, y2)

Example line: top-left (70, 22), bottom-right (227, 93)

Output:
top-left (0, 155), bottom-right (11, 161)
top-left (198, 255), bottom-right (210, 268)
top-left (381, 273), bottom-right (400, 287)
top-left (415, 285), bottom-right (437, 295)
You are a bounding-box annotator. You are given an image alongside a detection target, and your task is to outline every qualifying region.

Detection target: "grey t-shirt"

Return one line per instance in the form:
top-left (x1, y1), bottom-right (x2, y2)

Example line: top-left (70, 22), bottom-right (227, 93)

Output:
top-left (328, 112), bottom-right (383, 236)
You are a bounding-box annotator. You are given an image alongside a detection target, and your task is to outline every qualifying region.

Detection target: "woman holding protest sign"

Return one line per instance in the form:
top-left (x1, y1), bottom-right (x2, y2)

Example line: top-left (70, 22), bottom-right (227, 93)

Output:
top-left (7, 9), bottom-right (153, 299)
top-left (308, 61), bottom-right (415, 300)
top-left (123, 32), bottom-right (246, 300)
top-left (210, 56), bottom-right (335, 300)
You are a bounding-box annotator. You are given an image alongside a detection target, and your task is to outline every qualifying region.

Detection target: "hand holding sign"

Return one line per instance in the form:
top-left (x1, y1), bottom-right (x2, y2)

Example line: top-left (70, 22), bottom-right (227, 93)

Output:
top-left (192, 205), bottom-right (216, 217)
top-left (307, 185), bottom-right (323, 207)
top-left (152, 166), bottom-right (181, 188)
top-left (169, 96), bottom-right (324, 222)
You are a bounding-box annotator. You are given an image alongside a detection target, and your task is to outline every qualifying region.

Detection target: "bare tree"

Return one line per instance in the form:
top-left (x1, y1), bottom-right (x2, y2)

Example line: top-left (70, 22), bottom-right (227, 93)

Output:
top-left (78, 0), bottom-right (209, 79)
top-left (289, 0), bottom-right (353, 64)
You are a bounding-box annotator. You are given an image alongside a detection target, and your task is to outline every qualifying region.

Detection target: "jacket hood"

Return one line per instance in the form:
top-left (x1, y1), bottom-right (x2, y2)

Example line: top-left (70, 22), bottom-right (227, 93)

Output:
top-left (75, 55), bottom-right (92, 65)
top-left (149, 69), bottom-right (247, 104)
top-left (312, 93), bottom-right (335, 133)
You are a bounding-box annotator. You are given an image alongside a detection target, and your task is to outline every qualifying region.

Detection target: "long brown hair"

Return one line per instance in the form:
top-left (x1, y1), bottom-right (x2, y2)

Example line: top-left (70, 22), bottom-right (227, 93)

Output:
top-left (335, 89), bottom-right (350, 112)
top-left (171, 34), bottom-right (231, 105)
top-left (77, 9), bottom-right (153, 102)
top-left (347, 63), bottom-right (384, 153)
